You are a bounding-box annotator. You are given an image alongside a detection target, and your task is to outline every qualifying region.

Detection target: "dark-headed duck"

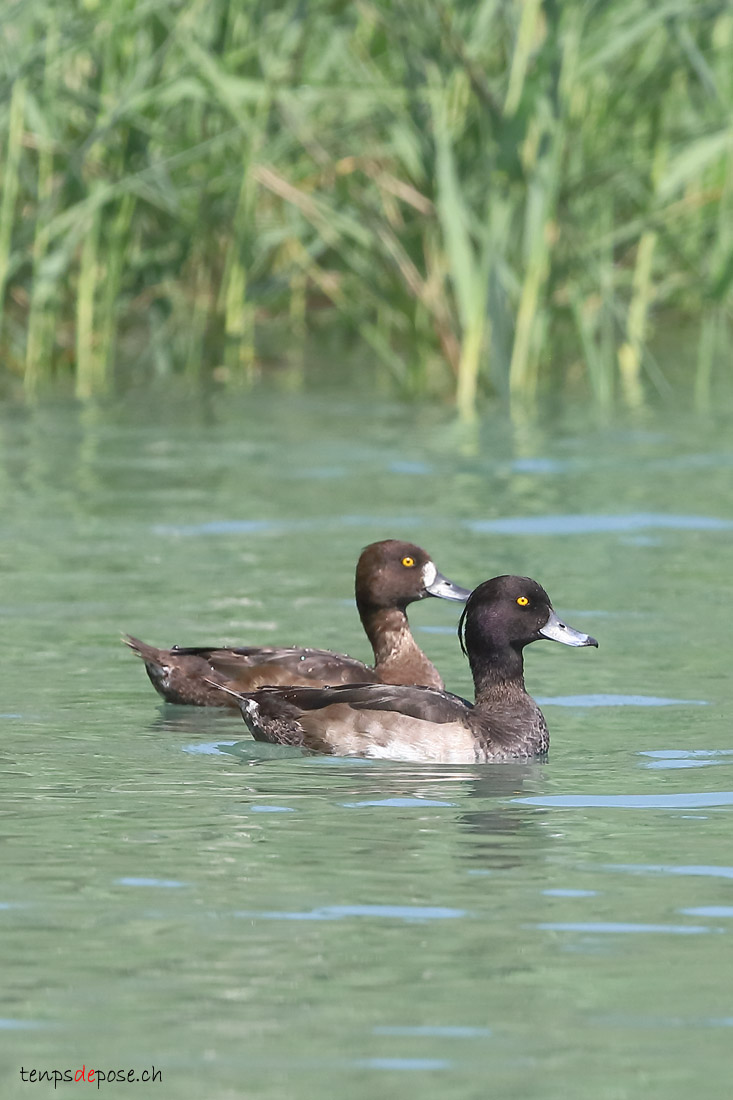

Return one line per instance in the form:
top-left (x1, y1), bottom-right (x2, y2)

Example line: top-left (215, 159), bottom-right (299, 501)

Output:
top-left (216, 576), bottom-right (598, 762)
top-left (125, 539), bottom-right (470, 707)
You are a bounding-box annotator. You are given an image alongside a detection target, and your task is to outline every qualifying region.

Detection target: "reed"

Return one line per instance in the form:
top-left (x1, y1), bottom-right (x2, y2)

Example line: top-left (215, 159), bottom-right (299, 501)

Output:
top-left (0, 0), bottom-right (731, 414)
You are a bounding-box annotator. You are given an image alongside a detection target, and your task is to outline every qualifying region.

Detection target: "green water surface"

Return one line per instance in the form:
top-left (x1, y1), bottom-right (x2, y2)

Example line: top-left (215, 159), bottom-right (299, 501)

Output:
top-left (2, 379), bottom-right (733, 1099)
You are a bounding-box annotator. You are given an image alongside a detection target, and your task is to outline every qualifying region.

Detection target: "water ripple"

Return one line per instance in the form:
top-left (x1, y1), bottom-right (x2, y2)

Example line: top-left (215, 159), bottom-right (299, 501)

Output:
top-left (639, 748), bottom-right (732, 770)
top-left (182, 741), bottom-right (239, 756)
top-left (353, 1058), bottom-right (451, 1071)
top-left (0, 1019), bottom-right (49, 1030)
top-left (388, 461), bottom-right (432, 475)
top-left (468, 513), bottom-right (733, 535)
top-left (515, 792), bottom-right (733, 809)
top-left (537, 695), bottom-right (707, 708)
top-left (234, 904), bottom-right (466, 922)
top-left (640, 749), bottom-right (733, 758)
top-left (154, 515), bottom-right (427, 538)
top-left (542, 889), bottom-right (598, 898)
top-left (154, 520), bottom-right (276, 536)
top-left (604, 864), bottom-right (733, 879)
top-left (117, 877), bottom-right (189, 888)
top-left (593, 1014), bottom-right (733, 1029)
top-left (511, 458), bottom-right (572, 474)
top-left (644, 761), bottom-right (716, 770)
top-left (342, 798), bottom-right (455, 808)
top-left (680, 907), bottom-right (733, 917)
top-left (533, 921), bottom-right (719, 935)
top-left (373, 1026), bottom-right (491, 1038)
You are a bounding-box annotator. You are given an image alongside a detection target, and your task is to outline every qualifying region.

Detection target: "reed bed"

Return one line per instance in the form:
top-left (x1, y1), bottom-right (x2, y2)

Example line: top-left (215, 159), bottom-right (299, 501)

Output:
top-left (1, 0), bottom-right (732, 412)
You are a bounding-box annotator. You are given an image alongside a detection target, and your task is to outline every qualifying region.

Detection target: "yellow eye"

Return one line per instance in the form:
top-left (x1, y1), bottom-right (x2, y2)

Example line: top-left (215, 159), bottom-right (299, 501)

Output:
top-left (517, 596), bottom-right (529, 606)
top-left (402, 556), bottom-right (415, 568)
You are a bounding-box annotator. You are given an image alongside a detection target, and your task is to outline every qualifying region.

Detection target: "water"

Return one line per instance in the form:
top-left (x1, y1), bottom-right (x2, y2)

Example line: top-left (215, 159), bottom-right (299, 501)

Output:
top-left (2, 379), bottom-right (733, 1098)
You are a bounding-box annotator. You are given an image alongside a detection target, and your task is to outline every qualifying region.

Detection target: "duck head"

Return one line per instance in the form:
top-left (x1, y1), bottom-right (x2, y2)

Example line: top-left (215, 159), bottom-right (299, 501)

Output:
top-left (356, 540), bottom-right (471, 611)
top-left (459, 575), bottom-right (598, 659)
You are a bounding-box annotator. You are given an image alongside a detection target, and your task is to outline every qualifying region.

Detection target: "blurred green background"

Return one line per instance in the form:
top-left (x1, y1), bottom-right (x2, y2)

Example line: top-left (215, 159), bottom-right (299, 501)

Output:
top-left (1, 0), bottom-right (732, 413)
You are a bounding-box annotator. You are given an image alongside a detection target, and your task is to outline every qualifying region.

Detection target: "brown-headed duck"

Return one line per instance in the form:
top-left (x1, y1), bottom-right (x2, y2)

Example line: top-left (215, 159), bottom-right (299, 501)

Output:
top-left (125, 539), bottom-right (470, 707)
top-left (215, 575), bottom-right (598, 762)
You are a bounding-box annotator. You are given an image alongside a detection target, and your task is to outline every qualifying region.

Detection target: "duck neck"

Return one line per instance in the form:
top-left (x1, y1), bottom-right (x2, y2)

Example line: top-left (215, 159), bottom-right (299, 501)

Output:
top-left (469, 644), bottom-right (527, 705)
top-left (359, 603), bottom-right (443, 690)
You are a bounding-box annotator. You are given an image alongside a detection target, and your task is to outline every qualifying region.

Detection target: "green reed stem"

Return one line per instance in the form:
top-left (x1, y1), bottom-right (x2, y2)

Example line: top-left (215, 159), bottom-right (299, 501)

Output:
top-left (0, 78), bottom-right (26, 349)
top-left (75, 210), bottom-right (101, 400)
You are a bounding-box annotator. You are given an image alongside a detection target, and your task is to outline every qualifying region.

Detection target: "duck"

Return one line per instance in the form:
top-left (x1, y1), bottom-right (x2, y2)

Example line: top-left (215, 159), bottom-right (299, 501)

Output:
top-left (215, 575), bottom-right (598, 762)
top-left (125, 539), bottom-right (471, 707)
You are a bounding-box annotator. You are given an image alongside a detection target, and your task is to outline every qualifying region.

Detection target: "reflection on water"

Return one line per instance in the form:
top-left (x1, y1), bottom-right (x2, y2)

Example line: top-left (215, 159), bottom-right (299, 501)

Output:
top-left (249, 805), bottom-right (296, 813)
top-left (681, 906), bottom-right (733, 917)
top-left (352, 1058), bottom-right (452, 1071)
top-left (2, 383), bottom-right (733, 1099)
top-left (603, 864), bottom-right (733, 880)
top-left (537, 694), bottom-right (708, 706)
top-left (516, 792), bottom-right (733, 808)
top-left (372, 1025), bottom-right (492, 1037)
top-left (542, 888), bottom-right (596, 897)
top-left (533, 921), bottom-right (721, 934)
top-left (342, 797), bottom-right (456, 807)
top-left (469, 512), bottom-right (733, 534)
top-left (592, 1014), bottom-right (733, 1029)
top-left (233, 904), bottom-right (467, 922)
top-left (182, 740), bottom-right (240, 756)
top-left (116, 877), bottom-right (190, 888)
